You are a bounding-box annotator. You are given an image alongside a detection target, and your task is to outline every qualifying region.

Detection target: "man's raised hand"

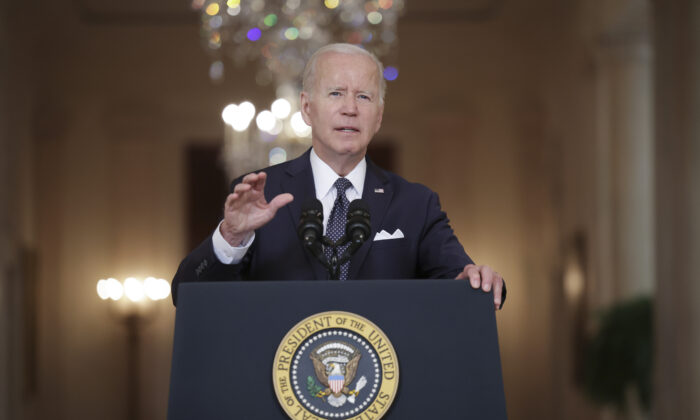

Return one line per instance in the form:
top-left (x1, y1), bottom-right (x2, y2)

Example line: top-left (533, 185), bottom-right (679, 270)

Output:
top-left (220, 172), bottom-right (294, 246)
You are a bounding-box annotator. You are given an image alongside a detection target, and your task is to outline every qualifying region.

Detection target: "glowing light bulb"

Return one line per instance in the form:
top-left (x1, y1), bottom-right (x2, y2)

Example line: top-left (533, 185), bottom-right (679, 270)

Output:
top-left (367, 11), bottom-right (383, 24)
top-left (208, 32), bottom-right (222, 49)
top-left (124, 277), bottom-right (145, 302)
top-left (209, 15), bottom-right (223, 29)
top-left (290, 111), bottom-right (311, 137)
top-left (158, 279), bottom-right (172, 300)
top-left (269, 147), bottom-right (287, 165)
top-left (256, 110), bottom-right (277, 133)
top-left (144, 277), bottom-right (171, 301)
top-left (205, 3), bottom-right (219, 16)
top-left (231, 101), bottom-right (255, 131)
top-left (264, 14), bottom-right (278, 27)
top-left (239, 101), bottom-right (256, 121)
top-left (97, 279), bottom-right (110, 300)
top-left (383, 66), bottom-right (399, 81)
top-left (271, 98), bottom-right (291, 119)
top-left (209, 60), bottom-right (224, 81)
top-left (247, 27), bottom-right (262, 41)
top-left (222, 104), bottom-right (238, 125)
top-left (144, 277), bottom-right (159, 301)
top-left (284, 27), bottom-right (299, 40)
top-left (269, 119), bottom-right (284, 135)
top-left (107, 278), bottom-right (123, 301)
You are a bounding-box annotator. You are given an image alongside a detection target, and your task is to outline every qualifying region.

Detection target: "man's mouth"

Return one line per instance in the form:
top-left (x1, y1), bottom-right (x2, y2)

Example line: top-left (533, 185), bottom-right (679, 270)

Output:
top-left (335, 127), bottom-right (360, 133)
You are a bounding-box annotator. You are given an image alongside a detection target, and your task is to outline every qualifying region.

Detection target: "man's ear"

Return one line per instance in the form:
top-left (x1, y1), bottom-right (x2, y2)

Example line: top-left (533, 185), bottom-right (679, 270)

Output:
top-left (300, 91), bottom-right (312, 126)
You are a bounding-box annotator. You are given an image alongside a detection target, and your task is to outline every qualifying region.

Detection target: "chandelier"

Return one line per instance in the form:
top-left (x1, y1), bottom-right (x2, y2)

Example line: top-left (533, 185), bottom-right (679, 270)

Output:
top-left (192, 0), bottom-right (405, 178)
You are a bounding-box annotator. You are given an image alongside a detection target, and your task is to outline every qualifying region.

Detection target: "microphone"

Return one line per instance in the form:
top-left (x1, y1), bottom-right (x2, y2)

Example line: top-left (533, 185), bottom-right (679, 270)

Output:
top-left (325, 199), bottom-right (370, 280)
top-left (297, 197), bottom-right (371, 281)
top-left (297, 198), bottom-right (323, 247)
top-left (298, 197), bottom-right (332, 275)
top-left (345, 199), bottom-right (371, 249)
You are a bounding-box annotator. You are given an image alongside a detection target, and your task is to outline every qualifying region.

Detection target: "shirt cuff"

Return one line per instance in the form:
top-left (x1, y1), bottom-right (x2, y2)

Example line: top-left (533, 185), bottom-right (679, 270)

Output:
top-left (212, 221), bottom-right (255, 265)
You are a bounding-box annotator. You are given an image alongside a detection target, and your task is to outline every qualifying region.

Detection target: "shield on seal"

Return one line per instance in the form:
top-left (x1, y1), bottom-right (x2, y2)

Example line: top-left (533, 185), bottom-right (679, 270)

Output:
top-left (329, 371), bottom-right (345, 394)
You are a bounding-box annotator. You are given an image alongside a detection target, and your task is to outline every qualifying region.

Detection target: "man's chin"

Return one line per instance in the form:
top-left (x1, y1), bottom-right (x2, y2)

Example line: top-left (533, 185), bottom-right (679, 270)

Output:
top-left (337, 138), bottom-right (370, 154)
top-left (315, 140), bottom-right (368, 158)
top-left (335, 145), bottom-right (367, 159)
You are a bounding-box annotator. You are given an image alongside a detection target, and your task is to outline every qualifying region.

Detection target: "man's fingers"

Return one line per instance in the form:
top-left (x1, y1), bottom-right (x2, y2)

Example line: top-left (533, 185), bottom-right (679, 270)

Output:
top-left (268, 193), bottom-right (294, 212)
top-left (458, 264), bottom-right (504, 311)
top-left (226, 184), bottom-right (253, 210)
top-left (233, 182), bottom-right (252, 195)
top-left (240, 172), bottom-right (259, 185)
top-left (251, 172), bottom-right (267, 191)
top-left (465, 264), bottom-right (481, 288)
top-left (480, 265), bottom-right (494, 292)
top-left (224, 193), bottom-right (237, 209)
top-left (237, 172), bottom-right (267, 193)
top-left (228, 174), bottom-right (268, 209)
top-left (492, 273), bottom-right (503, 310)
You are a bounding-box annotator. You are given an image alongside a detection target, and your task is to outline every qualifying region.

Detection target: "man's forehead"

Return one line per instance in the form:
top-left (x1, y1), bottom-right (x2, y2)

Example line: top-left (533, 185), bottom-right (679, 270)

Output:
top-left (317, 50), bottom-right (373, 64)
top-left (315, 53), bottom-right (379, 88)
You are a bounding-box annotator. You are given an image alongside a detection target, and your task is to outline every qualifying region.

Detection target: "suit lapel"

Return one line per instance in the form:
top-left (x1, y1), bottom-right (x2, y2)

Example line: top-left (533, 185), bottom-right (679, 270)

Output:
top-left (349, 159), bottom-right (392, 279)
top-left (281, 149), bottom-right (329, 280)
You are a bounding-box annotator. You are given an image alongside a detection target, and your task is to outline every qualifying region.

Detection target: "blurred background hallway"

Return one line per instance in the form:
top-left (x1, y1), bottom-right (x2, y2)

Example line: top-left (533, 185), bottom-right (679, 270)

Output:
top-left (1, 0), bottom-right (698, 419)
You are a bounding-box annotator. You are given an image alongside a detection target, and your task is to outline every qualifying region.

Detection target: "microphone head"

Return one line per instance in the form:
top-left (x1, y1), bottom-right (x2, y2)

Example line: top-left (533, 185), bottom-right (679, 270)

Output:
top-left (346, 199), bottom-right (371, 243)
top-left (348, 198), bottom-right (370, 215)
top-left (298, 198), bottom-right (323, 245)
top-left (302, 197), bottom-right (323, 214)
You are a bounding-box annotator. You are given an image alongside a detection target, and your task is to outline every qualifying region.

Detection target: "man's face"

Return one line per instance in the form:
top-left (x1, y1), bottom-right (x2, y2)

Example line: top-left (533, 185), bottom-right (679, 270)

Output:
top-left (301, 52), bottom-right (384, 165)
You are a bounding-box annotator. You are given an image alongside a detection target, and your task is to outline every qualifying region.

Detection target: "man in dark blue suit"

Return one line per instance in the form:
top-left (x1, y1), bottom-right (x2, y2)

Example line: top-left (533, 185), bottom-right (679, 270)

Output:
top-left (172, 44), bottom-right (505, 308)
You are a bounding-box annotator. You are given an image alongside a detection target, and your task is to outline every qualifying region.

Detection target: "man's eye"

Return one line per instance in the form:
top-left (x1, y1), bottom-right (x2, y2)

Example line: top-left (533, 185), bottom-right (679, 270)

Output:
top-left (330, 92), bottom-right (341, 96)
top-left (358, 95), bottom-right (370, 101)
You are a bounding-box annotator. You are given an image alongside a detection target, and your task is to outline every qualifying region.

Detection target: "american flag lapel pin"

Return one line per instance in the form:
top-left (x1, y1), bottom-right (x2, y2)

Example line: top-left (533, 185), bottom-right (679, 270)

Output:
top-left (374, 188), bottom-right (384, 193)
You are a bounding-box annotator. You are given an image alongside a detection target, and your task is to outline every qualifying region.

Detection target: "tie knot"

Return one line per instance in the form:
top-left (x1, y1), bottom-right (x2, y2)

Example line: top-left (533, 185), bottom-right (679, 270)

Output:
top-left (334, 177), bottom-right (352, 194)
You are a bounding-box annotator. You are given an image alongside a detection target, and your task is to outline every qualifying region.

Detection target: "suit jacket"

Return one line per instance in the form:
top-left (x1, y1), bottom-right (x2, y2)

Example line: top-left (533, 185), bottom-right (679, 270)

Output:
top-left (172, 149), bottom-right (473, 305)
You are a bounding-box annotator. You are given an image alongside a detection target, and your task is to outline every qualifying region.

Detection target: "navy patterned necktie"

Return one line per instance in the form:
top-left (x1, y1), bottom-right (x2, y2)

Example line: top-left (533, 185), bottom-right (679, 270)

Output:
top-left (325, 177), bottom-right (352, 280)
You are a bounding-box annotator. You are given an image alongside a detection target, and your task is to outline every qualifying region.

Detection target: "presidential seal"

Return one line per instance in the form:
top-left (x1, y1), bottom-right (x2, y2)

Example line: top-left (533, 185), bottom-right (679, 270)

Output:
top-left (273, 311), bottom-right (399, 420)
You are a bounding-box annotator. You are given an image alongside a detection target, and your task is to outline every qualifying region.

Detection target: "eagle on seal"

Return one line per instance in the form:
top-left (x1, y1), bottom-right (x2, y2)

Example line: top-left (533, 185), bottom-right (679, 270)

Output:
top-left (310, 341), bottom-right (362, 399)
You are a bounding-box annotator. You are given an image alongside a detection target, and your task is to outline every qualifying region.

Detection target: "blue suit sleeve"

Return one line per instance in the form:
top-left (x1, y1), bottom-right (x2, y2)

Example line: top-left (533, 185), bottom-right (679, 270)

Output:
top-left (416, 191), bottom-right (474, 278)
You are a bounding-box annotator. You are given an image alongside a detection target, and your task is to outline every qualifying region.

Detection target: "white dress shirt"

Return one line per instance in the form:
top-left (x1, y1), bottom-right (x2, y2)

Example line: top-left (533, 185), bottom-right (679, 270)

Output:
top-left (212, 148), bottom-right (366, 264)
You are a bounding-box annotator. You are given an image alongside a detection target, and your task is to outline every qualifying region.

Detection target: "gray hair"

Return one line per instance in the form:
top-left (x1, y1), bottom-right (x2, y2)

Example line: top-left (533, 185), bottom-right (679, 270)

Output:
top-left (302, 43), bottom-right (386, 104)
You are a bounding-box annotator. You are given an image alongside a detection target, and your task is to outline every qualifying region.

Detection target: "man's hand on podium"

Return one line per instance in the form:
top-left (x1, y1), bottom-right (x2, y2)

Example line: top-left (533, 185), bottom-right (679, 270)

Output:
top-left (456, 264), bottom-right (504, 310)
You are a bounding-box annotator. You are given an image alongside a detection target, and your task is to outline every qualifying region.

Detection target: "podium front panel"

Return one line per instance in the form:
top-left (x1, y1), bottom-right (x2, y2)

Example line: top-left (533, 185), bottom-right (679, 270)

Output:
top-left (168, 280), bottom-right (507, 420)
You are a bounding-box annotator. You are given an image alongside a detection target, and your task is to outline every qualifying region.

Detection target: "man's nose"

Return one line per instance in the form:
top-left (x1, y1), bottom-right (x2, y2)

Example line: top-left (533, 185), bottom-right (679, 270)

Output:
top-left (340, 96), bottom-right (358, 116)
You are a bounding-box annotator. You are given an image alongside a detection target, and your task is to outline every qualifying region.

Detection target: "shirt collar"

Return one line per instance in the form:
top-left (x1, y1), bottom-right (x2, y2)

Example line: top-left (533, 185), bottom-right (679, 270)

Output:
top-left (310, 148), bottom-right (366, 198)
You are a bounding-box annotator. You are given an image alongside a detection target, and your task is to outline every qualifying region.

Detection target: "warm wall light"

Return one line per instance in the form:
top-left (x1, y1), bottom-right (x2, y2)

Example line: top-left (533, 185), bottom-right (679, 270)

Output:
top-left (96, 277), bottom-right (170, 303)
top-left (124, 277), bottom-right (145, 302)
top-left (96, 275), bottom-right (171, 420)
top-left (144, 277), bottom-right (171, 301)
top-left (96, 277), bottom-right (125, 301)
top-left (564, 258), bottom-right (585, 303)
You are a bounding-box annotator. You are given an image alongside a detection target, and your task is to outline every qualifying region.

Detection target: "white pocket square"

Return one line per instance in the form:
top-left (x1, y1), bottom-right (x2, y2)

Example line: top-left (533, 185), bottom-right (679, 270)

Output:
top-left (373, 229), bottom-right (405, 241)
